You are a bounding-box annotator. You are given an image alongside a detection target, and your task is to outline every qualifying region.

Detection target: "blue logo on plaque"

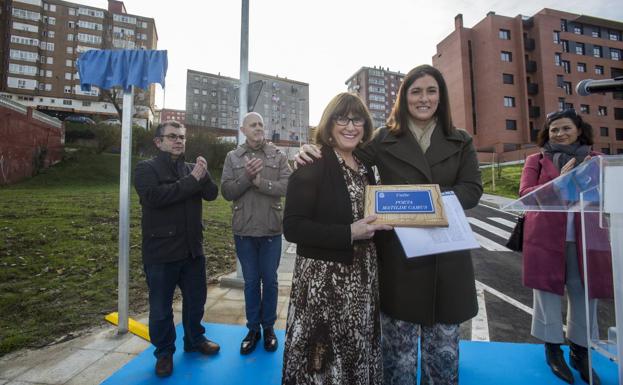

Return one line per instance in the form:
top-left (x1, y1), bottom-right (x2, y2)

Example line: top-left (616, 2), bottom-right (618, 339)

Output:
top-left (375, 190), bottom-right (435, 214)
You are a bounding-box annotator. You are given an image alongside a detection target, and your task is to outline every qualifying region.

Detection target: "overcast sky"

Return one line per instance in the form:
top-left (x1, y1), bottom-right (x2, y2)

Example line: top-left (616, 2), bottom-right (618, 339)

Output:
top-left (79, 0), bottom-right (621, 124)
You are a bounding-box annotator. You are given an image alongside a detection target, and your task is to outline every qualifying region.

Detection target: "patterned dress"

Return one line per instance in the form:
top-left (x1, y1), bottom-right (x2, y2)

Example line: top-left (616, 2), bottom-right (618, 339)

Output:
top-left (282, 152), bottom-right (382, 385)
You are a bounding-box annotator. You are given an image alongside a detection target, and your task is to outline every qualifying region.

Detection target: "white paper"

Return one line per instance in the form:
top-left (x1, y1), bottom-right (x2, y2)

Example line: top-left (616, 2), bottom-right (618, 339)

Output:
top-left (394, 192), bottom-right (480, 258)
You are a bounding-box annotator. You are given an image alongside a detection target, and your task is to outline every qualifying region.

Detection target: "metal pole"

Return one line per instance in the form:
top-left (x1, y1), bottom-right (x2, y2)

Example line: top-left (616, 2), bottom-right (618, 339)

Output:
top-left (238, 0), bottom-right (249, 146)
top-left (117, 86), bottom-right (134, 334)
top-left (236, 0), bottom-right (249, 279)
top-left (491, 152), bottom-right (496, 192)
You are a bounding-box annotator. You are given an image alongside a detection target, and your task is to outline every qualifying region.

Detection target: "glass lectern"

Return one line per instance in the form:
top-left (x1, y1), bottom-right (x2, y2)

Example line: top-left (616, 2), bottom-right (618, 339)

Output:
top-left (503, 155), bottom-right (623, 385)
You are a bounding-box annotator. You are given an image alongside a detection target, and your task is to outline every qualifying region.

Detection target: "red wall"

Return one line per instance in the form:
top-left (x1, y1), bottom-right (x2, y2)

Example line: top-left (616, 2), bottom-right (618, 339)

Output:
top-left (0, 103), bottom-right (65, 185)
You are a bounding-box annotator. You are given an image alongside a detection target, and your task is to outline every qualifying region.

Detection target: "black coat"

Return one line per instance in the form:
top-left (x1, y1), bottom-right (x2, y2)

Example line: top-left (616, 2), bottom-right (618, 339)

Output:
top-left (357, 125), bottom-right (483, 325)
top-left (283, 146), bottom-right (375, 264)
top-left (134, 151), bottom-right (218, 265)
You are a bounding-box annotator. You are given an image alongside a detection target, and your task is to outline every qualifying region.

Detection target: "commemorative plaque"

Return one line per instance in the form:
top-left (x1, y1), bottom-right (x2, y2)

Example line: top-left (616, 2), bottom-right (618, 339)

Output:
top-left (364, 184), bottom-right (448, 227)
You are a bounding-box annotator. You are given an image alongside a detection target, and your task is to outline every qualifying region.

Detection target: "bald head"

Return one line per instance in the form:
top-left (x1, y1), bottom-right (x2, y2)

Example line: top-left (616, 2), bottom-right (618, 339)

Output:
top-left (240, 112), bottom-right (266, 149)
top-left (242, 112), bottom-right (264, 127)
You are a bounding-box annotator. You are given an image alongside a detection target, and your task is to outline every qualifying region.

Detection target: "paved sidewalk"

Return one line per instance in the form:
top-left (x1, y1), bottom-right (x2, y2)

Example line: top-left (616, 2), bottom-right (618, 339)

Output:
top-left (0, 240), bottom-right (296, 385)
top-left (479, 193), bottom-right (515, 210)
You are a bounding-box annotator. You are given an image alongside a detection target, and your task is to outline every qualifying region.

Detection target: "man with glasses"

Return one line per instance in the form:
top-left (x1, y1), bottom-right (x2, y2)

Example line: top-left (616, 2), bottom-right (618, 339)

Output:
top-left (221, 112), bottom-right (291, 355)
top-left (134, 120), bottom-right (220, 378)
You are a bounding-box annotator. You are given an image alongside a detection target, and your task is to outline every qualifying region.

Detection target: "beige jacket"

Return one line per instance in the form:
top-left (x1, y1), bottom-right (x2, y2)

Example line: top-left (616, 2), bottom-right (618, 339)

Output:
top-left (221, 142), bottom-right (291, 236)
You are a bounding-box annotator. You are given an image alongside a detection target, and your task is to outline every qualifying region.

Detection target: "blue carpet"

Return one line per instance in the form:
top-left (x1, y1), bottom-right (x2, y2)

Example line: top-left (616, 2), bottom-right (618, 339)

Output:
top-left (102, 323), bottom-right (618, 385)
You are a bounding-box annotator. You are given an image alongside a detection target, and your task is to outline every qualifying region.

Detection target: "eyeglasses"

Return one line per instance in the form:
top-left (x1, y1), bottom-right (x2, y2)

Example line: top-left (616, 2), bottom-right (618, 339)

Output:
top-left (546, 108), bottom-right (577, 121)
top-left (159, 133), bottom-right (186, 141)
top-left (334, 116), bottom-right (365, 127)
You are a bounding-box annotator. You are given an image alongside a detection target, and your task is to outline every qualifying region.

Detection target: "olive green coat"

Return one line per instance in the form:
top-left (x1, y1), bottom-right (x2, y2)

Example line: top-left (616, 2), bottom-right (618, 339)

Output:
top-left (356, 124), bottom-right (483, 325)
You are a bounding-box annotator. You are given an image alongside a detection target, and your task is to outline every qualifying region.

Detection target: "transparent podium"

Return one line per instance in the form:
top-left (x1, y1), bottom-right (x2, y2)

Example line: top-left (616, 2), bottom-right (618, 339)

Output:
top-left (502, 155), bottom-right (623, 385)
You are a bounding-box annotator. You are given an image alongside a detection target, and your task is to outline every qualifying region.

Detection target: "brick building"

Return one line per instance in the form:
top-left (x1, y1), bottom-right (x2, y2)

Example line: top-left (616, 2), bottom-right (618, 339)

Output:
top-left (159, 108), bottom-right (185, 124)
top-left (345, 66), bottom-right (405, 128)
top-left (0, 0), bottom-right (157, 122)
top-left (434, 9), bottom-right (623, 160)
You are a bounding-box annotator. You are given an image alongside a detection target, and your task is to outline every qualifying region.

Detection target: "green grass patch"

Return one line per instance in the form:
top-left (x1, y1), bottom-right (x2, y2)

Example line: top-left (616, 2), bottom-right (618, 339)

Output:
top-left (481, 164), bottom-right (523, 199)
top-left (0, 151), bottom-right (236, 356)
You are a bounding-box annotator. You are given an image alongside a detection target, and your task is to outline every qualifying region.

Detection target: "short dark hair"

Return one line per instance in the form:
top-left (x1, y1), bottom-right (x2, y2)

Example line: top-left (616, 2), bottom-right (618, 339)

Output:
top-left (155, 120), bottom-right (184, 138)
top-left (314, 93), bottom-right (374, 148)
top-left (387, 64), bottom-right (455, 136)
top-left (536, 109), bottom-right (594, 146)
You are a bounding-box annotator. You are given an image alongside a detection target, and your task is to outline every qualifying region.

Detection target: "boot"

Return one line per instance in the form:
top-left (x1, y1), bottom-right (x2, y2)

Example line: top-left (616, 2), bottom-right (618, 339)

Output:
top-left (570, 342), bottom-right (601, 385)
top-left (545, 343), bottom-right (574, 384)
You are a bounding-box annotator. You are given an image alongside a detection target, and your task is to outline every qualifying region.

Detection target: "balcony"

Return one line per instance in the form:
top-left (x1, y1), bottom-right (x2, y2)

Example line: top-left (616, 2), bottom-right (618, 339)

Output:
top-left (527, 83), bottom-right (539, 95)
top-left (524, 38), bottom-right (535, 51)
top-left (526, 60), bottom-right (537, 73)
top-left (529, 106), bottom-right (541, 118)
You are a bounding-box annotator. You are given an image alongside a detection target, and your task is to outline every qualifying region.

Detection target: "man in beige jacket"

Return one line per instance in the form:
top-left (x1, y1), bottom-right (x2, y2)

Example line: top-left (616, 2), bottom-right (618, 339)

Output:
top-left (221, 112), bottom-right (291, 355)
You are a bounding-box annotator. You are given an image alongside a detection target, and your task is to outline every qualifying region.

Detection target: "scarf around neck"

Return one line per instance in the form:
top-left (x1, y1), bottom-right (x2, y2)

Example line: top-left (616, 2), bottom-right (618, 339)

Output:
top-left (542, 141), bottom-right (591, 172)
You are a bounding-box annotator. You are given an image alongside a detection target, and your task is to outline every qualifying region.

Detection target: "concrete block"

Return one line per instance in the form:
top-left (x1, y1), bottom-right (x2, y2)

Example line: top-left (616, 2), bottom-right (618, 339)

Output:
top-left (16, 348), bottom-right (104, 384)
top-left (64, 352), bottom-right (134, 385)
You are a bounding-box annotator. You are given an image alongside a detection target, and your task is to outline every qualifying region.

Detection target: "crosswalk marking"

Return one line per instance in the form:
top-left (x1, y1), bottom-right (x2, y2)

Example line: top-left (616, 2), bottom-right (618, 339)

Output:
top-left (468, 217), bottom-right (511, 239)
top-left (488, 217), bottom-right (516, 229)
top-left (473, 232), bottom-right (511, 252)
top-left (472, 282), bottom-right (490, 341)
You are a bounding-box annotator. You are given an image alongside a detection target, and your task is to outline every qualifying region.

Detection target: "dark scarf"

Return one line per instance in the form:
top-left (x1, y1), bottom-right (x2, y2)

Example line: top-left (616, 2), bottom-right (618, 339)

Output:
top-left (542, 142), bottom-right (591, 172)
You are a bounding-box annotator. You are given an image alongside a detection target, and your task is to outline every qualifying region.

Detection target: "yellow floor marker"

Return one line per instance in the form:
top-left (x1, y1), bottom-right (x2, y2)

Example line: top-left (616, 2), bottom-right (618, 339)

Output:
top-left (105, 312), bottom-right (150, 342)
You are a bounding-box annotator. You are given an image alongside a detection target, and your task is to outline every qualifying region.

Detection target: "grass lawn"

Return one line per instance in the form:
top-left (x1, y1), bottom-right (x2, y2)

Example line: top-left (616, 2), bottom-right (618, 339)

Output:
top-left (481, 164), bottom-right (523, 199)
top-left (0, 151), bottom-right (236, 356)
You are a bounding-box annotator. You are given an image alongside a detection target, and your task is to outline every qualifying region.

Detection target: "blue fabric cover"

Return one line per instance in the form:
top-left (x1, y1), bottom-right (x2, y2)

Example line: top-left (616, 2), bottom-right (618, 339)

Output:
top-left (77, 49), bottom-right (167, 91)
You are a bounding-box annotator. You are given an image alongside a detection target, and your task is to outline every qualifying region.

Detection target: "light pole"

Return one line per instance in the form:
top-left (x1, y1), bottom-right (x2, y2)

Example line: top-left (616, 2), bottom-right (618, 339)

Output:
top-left (238, 0), bottom-right (249, 146)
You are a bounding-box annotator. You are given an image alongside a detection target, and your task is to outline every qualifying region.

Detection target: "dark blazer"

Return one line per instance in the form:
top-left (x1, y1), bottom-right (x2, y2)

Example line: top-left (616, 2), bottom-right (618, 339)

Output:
top-left (134, 151), bottom-right (218, 265)
top-left (283, 146), bottom-right (375, 264)
top-left (357, 124), bottom-right (483, 325)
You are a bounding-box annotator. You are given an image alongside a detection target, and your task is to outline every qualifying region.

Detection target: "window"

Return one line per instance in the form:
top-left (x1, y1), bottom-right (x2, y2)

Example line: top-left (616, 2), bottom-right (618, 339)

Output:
top-left (10, 49), bottom-right (38, 62)
top-left (562, 60), bottom-right (570, 73)
top-left (563, 82), bottom-right (572, 95)
top-left (505, 120), bottom-right (517, 130)
top-left (554, 53), bottom-right (562, 66)
top-left (575, 42), bottom-right (585, 55)
top-left (573, 24), bottom-right (583, 35)
top-left (577, 62), bottom-right (586, 72)
top-left (593, 45), bottom-right (603, 58)
top-left (580, 105), bottom-right (590, 114)
top-left (595, 65), bottom-right (604, 75)
top-left (617, 128), bottom-right (623, 141)
top-left (499, 29), bottom-right (510, 40)
top-left (64, 86), bottom-right (71, 94)
top-left (592, 28), bottom-right (601, 38)
top-left (67, 34), bottom-right (74, 41)
top-left (558, 98), bottom-right (566, 111)
top-left (193, 88), bottom-right (199, 94)
top-left (64, 72), bottom-right (71, 80)
top-left (66, 47), bottom-right (73, 54)
top-left (63, 100), bottom-right (72, 105)
top-left (611, 49), bottom-right (621, 61)
top-left (610, 30), bottom-right (622, 41)
top-left (553, 31), bottom-right (560, 43)
top-left (502, 73), bottom-right (514, 84)
top-left (82, 101), bottom-right (91, 107)
top-left (503, 96), bottom-right (516, 107)
top-left (561, 40), bottom-right (569, 53)
top-left (616, 108), bottom-right (623, 120)
top-left (65, 59), bottom-right (72, 67)
top-left (598, 106), bottom-right (607, 116)
top-left (68, 8), bottom-right (75, 16)
top-left (561, 19), bottom-right (568, 32)
top-left (600, 127), bottom-right (609, 136)
top-left (501, 51), bottom-right (512, 62)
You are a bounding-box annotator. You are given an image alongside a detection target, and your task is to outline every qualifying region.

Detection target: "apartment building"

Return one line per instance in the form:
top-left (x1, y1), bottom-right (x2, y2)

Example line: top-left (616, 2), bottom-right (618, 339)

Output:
top-left (345, 66), bottom-right (405, 128)
top-left (433, 9), bottom-right (623, 158)
top-left (0, 0), bottom-right (157, 122)
top-left (185, 69), bottom-right (309, 145)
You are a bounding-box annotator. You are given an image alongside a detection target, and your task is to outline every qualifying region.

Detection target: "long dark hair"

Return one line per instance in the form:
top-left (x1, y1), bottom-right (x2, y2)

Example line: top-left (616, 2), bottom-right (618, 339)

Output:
top-left (386, 64), bottom-right (454, 136)
top-left (536, 109), bottom-right (594, 146)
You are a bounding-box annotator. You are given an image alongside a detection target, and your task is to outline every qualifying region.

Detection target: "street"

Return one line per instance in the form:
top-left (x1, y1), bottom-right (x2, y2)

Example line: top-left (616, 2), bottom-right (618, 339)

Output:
top-left (461, 204), bottom-right (616, 344)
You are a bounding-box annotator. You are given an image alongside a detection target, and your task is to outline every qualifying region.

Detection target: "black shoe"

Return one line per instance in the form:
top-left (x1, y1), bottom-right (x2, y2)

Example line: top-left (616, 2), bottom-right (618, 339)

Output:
top-left (240, 329), bottom-right (261, 355)
top-left (263, 327), bottom-right (278, 352)
top-left (184, 339), bottom-right (220, 355)
top-left (155, 355), bottom-right (173, 377)
top-left (570, 342), bottom-right (601, 385)
top-left (545, 343), bottom-right (574, 384)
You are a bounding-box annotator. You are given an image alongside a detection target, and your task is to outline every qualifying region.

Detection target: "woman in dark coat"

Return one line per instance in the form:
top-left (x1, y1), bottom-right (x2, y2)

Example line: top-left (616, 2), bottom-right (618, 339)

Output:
top-left (520, 109), bottom-right (613, 385)
top-left (296, 65), bottom-right (482, 385)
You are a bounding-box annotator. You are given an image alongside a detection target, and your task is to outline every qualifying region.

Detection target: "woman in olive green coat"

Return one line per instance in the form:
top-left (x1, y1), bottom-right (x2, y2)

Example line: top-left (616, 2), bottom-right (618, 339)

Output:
top-left (297, 65), bottom-right (482, 385)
